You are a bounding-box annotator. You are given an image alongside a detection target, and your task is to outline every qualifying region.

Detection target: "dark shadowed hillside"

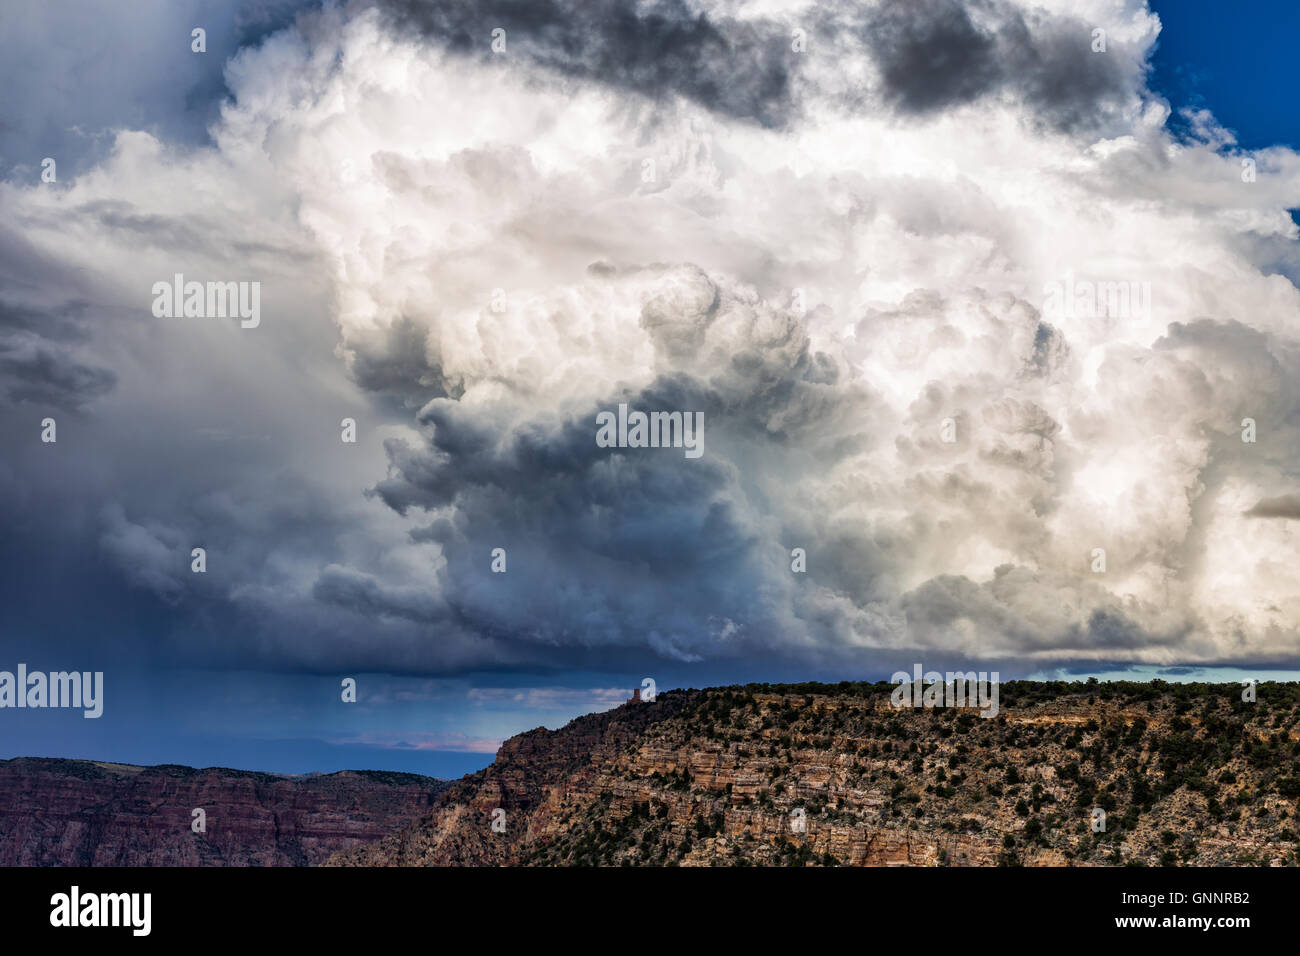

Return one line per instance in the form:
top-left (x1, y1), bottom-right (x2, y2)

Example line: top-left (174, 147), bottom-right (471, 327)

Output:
top-left (0, 758), bottom-right (448, 866)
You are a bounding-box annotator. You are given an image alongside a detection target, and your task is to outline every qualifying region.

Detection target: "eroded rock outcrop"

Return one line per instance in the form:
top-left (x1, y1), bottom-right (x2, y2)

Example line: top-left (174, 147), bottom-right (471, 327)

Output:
top-left (327, 681), bottom-right (1300, 867)
top-left (0, 758), bottom-right (447, 866)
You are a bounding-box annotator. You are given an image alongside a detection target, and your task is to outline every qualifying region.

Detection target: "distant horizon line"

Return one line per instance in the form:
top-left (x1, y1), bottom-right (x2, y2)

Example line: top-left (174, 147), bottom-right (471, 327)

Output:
top-left (6, 674), bottom-right (1299, 779)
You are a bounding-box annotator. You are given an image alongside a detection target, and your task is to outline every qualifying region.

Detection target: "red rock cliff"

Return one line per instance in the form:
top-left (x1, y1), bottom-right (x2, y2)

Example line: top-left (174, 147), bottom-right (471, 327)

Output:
top-left (0, 757), bottom-right (448, 866)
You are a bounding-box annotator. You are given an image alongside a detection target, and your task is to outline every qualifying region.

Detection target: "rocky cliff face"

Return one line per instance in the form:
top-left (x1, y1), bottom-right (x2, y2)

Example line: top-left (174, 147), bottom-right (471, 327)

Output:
top-left (327, 681), bottom-right (1300, 867)
top-left (0, 758), bottom-right (448, 866)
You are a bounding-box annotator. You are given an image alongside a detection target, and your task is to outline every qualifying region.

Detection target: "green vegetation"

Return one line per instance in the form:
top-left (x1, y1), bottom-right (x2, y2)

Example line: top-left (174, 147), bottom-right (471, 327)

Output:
top-left (514, 680), bottom-right (1300, 867)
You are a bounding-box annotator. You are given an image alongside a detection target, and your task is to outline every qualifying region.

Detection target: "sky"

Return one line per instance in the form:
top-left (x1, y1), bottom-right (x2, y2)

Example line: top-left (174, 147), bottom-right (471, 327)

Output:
top-left (1148, 0), bottom-right (1300, 151)
top-left (2, 0), bottom-right (1300, 778)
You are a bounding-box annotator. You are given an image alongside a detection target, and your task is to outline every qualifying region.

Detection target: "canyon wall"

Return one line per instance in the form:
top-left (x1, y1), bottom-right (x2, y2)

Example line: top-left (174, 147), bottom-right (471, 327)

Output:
top-left (0, 758), bottom-right (447, 866)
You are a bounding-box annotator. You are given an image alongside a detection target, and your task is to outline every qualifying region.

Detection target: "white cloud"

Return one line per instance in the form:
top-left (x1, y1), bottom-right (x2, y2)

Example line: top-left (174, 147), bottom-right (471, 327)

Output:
top-left (5, 0), bottom-right (1300, 674)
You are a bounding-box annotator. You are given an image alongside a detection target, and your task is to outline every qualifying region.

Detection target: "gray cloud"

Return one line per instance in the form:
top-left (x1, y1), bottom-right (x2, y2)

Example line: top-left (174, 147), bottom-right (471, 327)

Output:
top-left (3, 0), bottom-right (1300, 688)
top-left (378, 0), bottom-right (797, 127)
top-left (0, 226), bottom-right (116, 409)
top-left (367, 376), bottom-right (777, 663)
top-left (98, 504), bottom-right (187, 603)
top-left (313, 565), bottom-right (444, 622)
top-left (377, 0), bottom-right (1146, 135)
top-left (0, 0), bottom-right (319, 179)
top-left (345, 316), bottom-right (458, 412)
top-left (854, 0), bottom-right (1142, 131)
top-left (0, 327), bottom-right (116, 410)
top-left (1245, 493), bottom-right (1300, 520)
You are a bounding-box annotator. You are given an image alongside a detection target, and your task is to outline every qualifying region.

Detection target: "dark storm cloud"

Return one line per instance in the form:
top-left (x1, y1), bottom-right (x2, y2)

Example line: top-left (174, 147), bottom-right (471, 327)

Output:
top-left (1244, 493), bottom-right (1300, 520)
top-left (378, 0), bottom-right (797, 127)
top-left (0, 226), bottom-right (116, 409)
top-left (380, 0), bottom-right (1141, 132)
top-left (313, 565), bottom-right (444, 622)
top-left (366, 376), bottom-right (786, 661)
top-left (345, 317), bottom-right (458, 412)
top-left (857, 0), bottom-right (1138, 131)
top-left (3, 0), bottom-right (1295, 695)
top-left (861, 0), bottom-right (1002, 114)
top-left (0, 326), bottom-right (116, 410)
top-left (1076, 607), bottom-right (1160, 650)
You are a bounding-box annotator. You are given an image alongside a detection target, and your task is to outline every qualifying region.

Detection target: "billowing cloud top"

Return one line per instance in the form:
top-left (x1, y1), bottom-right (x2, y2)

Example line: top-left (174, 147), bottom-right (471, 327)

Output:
top-left (4, 0), bottom-right (1300, 685)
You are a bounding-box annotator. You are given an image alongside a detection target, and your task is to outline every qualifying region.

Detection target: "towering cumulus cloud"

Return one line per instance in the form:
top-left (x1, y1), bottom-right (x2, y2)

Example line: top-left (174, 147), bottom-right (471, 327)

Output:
top-left (3, 0), bottom-right (1300, 680)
